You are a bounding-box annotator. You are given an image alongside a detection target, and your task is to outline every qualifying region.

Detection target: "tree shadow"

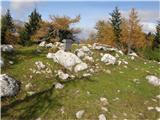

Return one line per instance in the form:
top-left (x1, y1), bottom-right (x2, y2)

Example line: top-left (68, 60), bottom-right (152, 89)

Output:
top-left (1, 76), bottom-right (97, 120)
top-left (1, 85), bottom-right (61, 120)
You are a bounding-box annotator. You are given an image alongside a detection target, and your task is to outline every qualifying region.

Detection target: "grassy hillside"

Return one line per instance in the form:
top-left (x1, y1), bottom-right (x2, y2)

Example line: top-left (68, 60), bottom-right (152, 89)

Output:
top-left (1, 44), bottom-right (160, 120)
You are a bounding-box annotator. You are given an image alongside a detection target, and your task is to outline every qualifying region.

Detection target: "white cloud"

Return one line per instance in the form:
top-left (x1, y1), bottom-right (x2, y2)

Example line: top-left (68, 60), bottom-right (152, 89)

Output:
top-left (140, 22), bottom-right (156, 33)
top-left (121, 9), bottom-right (159, 22)
top-left (121, 9), bottom-right (158, 33)
top-left (9, 0), bottom-right (39, 21)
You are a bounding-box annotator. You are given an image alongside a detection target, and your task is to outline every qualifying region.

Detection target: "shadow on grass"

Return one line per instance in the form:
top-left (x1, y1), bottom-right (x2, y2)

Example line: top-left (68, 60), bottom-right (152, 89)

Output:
top-left (1, 76), bottom-right (96, 120)
top-left (1, 85), bottom-right (61, 120)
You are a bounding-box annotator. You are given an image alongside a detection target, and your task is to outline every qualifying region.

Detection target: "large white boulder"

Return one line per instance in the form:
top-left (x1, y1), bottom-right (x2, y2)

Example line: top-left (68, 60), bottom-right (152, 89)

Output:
top-left (74, 62), bottom-right (88, 73)
top-left (146, 75), bottom-right (160, 86)
top-left (57, 70), bottom-right (69, 80)
top-left (1, 44), bottom-right (14, 53)
top-left (0, 74), bottom-right (20, 97)
top-left (101, 54), bottom-right (116, 65)
top-left (52, 50), bottom-right (82, 71)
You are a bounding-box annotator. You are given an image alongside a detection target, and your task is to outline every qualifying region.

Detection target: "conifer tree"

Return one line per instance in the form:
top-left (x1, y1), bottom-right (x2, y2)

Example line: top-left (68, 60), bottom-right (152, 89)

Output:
top-left (1, 9), bottom-right (14, 44)
top-left (20, 9), bottom-right (42, 45)
top-left (152, 21), bottom-right (160, 49)
top-left (110, 7), bottom-right (122, 49)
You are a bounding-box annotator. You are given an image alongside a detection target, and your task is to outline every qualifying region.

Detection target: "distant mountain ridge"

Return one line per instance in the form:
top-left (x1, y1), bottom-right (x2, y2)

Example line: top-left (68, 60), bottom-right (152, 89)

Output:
top-left (13, 20), bottom-right (25, 27)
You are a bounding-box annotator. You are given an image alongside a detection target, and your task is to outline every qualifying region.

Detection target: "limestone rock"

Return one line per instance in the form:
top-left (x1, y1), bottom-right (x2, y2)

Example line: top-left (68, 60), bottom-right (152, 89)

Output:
top-left (0, 74), bottom-right (20, 97)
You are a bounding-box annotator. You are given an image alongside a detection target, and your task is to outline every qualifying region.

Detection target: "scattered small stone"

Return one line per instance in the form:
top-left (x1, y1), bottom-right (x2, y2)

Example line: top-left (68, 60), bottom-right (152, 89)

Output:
top-left (123, 112), bottom-right (127, 116)
top-left (57, 70), bottom-right (69, 80)
top-left (113, 97), bottom-right (119, 101)
top-left (98, 114), bottom-right (106, 120)
top-left (75, 90), bottom-right (80, 94)
top-left (151, 98), bottom-right (157, 102)
top-left (9, 61), bottom-right (14, 64)
top-left (70, 75), bottom-right (75, 79)
top-left (124, 65), bottom-right (128, 68)
top-left (131, 56), bottom-right (134, 60)
top-left (25, 83), bottom-right (32, 90)
top-left (35, 117), bottom-right (41, 120)
top-left (29, 75), bottom-right (33, 79)
top-left (83, 73), bottom-right (91, 77)
top-left (74, 62), bottom-right (88, 73)
top-left (156, 95), bottom-right (160, 99)
top-left (101, 107), bottom-right (108, 112)
top-left (100, 97), bottom-right (108, 105)
top-left (146, 75), bottom-right (160, 86)
top-left (60, 107), bottom-right (65, 114)
top-left (106, 69), bottom-right (111, 74)
top-left (89, 68), bottom-right (94, 73)
top-left (76, 110), bottom-right (85, 119)
top-left (115, 53), bottom-right (119, 58)
top-left (147, 107), bottom-right (154, 110)
top-left (55, 83), bottom-right (64, 89)
top-left (117, 90), bottom-right (120, 93)
top-left (39, 41), bottom-right (45, 47)
top-left (135, 68), bottom-right (138, 70)
top-left (138, 113), bottom-right (143, 116)
top-left (87, 91), bottom-right (90, 95)
top-left (118, 60), bottom-right (122, 65)
top-left (35, 61), bottom-right (46, 70)
top-left (123, 61), bottom-right (128, 65)
top-left (112, 114), bottom-right (117, 119)
top-left (144, 101), bottom-right (148, 105)
top-left (155, 107), bottom-right (160, 112)
top-left (27, 91), bottom-right (35, 96)
top-left (118, 50), bottom-right (124, 55)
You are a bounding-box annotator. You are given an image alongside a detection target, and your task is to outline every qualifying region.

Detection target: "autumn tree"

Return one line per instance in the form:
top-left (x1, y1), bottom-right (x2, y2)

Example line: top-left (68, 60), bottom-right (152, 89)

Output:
top-left (152, 21), bottom-right (160, 49)
top-left (127, 8), bottom-right (146, 54)
top-left (109, 7), bottom-right (122, 49)
top-left (49, 15), bottom-right (81, 42)
top-left (95, 20), bottom-right (114, 45)
top-left (31, 21), bottom-right (51, 41)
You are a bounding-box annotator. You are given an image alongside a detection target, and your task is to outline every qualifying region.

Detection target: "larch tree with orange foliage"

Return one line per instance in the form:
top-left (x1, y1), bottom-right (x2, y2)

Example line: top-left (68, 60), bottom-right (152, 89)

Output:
top-left (95, 20), bottom-right (114, 45)
top-left (49, 15), bottom-right (81, 42)
top-left (127, 8), bottom-right (146, 54)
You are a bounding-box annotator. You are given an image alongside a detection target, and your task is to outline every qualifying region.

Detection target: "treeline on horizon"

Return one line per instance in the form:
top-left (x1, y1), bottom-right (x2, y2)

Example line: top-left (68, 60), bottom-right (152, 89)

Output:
top-left (1, 7), bottom-right (160, 61)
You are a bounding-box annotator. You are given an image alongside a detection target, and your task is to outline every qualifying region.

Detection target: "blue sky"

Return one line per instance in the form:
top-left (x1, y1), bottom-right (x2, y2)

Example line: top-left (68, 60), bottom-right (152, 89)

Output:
top-left (1, 1), bottom-right (159, 38)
